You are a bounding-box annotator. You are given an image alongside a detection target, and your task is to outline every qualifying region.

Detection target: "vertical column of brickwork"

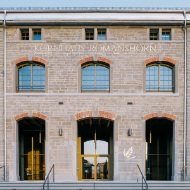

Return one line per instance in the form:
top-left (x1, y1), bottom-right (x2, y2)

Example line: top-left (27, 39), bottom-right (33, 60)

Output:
top-left (186, 26), bottom-right (190, 181)
top-left (0, 28), bottom-right (4, 181)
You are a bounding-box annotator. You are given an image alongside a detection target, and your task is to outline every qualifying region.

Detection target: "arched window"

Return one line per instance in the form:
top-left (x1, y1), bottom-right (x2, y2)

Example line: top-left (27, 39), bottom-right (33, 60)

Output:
top-left (17, 63), bottom-right (45, 91)
top-left (146, 63), bottom-right (174, 92)
top-left (82, 62), bottom-right (110, 92)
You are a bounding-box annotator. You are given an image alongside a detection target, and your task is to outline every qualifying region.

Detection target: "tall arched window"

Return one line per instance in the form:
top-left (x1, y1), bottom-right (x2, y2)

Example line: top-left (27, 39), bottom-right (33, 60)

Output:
top-left (17, 63), bottom-right (45, 91)
top-left (146, 63), bottom-right (174, 92)
top-left (82, 62), bottom-right (110, 92)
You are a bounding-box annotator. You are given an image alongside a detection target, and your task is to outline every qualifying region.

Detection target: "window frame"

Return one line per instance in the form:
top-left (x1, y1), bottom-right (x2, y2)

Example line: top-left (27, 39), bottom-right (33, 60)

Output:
top-left (146, 62), bottom-right (175, 92)
top-left (162, 29), bottom-right (171, 41)
top-left (20, 28), bottom-right (29, 40)
top-left (81, 62), bottom-right (110, 92)
top-left (85, 28), bottom-right (107, 40)
top-left (20, 28), bottom-right (42, 41)
top-left (32, 28), bottom-right (42, 40)
top-left (149, 28), bottom-right (172, 41)
top-left (149, 29), bottom-right (159, 40)
top-left (17, 62), bottom-right (45, 92)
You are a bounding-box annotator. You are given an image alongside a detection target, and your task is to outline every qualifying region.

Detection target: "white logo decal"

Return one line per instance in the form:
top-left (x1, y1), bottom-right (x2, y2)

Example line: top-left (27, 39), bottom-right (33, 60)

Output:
top-left (123, 147), bottom-right (136, 159)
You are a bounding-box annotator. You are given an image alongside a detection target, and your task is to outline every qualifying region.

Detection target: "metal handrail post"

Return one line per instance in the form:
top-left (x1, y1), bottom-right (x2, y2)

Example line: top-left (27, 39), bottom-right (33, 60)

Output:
top-left (47, 176), bottom-right (49, 190)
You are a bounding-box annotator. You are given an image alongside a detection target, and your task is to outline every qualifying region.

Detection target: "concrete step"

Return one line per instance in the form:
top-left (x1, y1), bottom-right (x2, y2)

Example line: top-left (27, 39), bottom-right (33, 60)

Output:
top-left (0, 181), bottom-right (190, 190)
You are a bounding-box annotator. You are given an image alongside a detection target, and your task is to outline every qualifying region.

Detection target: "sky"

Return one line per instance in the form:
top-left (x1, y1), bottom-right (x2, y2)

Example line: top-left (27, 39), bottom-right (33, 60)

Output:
top-left (0, 0), bottom-right (190, 8)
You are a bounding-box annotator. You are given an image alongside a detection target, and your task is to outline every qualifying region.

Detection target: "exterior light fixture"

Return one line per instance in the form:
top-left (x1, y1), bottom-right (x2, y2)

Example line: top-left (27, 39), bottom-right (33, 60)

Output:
top-left (59, 128), bottom-right (62, 136)
top-left (128, 129), bottom-right (132, 136)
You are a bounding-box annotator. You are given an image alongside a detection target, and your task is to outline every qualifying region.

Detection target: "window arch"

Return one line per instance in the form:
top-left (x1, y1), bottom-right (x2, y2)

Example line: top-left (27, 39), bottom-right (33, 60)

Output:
top-left (17, 62), bottom-right (45, 91)
top-left (82, 62), bottom-right (110, 92)
top-left (146, 63), bottom-right (174, 92)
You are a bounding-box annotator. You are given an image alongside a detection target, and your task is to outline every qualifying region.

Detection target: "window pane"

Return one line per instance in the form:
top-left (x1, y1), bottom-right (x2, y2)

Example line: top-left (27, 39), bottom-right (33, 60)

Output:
top-left (149, 29), bottom-right (159, 40)
top-left (18, 63), bottom-right (45, 91)
top-left (97, 29), bottom-right (106, 40)
top-left (33, 29), bottom-right (41, 40)
top-left (146, 65), bottom-right (159, 91)
top-left (162, 29), bottom-right (171, 40)
top-left (82, 64), bottom-right (109, 91)
top-left (20, 29), bottom-right (29, 40)
top-left (82, 65), bottom-right (95, 90)
top-left (85, 29), bottom-right (94, 40)
top-left (160, 65), bottom-right (173, 91)
top-left (32, 64), bottom-right (45, 90)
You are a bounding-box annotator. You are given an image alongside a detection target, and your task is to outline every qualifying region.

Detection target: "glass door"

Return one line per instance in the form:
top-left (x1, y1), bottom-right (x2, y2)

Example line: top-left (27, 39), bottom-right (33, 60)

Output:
top-left (19, 118), bottom-right (45, 180)
top-left (77, 118), bottom-right (113, 181)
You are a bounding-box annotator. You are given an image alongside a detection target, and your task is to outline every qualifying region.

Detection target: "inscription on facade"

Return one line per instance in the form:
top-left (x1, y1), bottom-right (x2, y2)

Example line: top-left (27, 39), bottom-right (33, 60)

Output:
top-left (34, 43), bottom-right (162, 53)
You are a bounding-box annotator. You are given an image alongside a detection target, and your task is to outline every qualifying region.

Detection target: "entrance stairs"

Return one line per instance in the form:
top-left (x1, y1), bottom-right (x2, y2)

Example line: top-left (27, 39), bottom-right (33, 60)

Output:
top-left (0, 181), bottom-right (190, 190)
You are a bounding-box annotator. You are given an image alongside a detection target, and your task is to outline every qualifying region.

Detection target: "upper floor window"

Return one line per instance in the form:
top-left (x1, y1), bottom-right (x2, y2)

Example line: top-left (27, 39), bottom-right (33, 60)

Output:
top-left (85, 28), bottom-right (107, 40)
top-left (97, 29), bottom-right (106, 40)
top-left (149, 28), bottom-right (171, 41)
top-left (33, 29), bottom-right (42, 40)
top-left (82, 63), bottom-right (110, 92)
top-left (162, 29), bottom-right (171, 40)
top-left (17, 63), bottom-right (45, 91)
top-left (85, 29), bottom-right (94, 40)
top-left (146, 63), bottom-right (174, 92)
top-left (20, 29), bottom-right (29, 40)
top-left (150, 29), bottom-right (159, 40)
top-left (20, 28), bottom-right (42, 40)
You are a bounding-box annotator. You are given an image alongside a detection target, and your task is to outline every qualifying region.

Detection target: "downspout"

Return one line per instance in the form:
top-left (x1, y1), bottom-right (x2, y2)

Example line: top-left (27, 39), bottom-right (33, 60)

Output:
top-left (3, 10), bottom-right (7, 181)
top-left (183, 11), bottom-right (187, 181)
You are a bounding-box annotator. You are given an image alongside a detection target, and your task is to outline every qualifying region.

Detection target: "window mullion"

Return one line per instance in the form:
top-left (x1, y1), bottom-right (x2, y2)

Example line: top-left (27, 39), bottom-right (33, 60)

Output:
top-left (31, 65), bottom-right (33, 90)
top-left (94, 64), bottom-right (96, 90)
top-left (158, 65), bottom-right (160, 91)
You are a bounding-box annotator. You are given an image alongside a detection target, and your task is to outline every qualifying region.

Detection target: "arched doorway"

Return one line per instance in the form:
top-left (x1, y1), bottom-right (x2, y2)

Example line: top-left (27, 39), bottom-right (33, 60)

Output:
top-left (146, 118), bottom-right (173, 180)
top-left (77, 118), bottom-right (113, 180)
top-left (18, 117), bottom-right (45, 180)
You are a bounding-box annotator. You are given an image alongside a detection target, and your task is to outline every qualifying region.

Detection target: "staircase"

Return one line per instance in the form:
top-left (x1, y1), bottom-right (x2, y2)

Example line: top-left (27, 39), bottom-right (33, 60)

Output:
top-left (0, 181), bottom-right (190, 190)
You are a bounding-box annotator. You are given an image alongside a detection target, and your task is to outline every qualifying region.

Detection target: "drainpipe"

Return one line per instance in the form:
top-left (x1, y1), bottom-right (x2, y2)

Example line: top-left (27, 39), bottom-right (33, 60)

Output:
top-left (183, 11), bottom-right (187, 181)
top-left (3, 10), bottom-right (7, 181)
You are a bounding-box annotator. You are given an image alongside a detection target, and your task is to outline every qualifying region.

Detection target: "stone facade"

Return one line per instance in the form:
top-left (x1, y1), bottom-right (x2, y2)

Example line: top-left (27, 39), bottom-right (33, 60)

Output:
top-left (0, 9), bottom-right (189, 182)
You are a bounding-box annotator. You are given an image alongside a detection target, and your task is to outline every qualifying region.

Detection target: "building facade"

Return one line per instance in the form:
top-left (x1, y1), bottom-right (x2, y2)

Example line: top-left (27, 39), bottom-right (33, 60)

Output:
top-left (0, 8), bottom-right (189, 182)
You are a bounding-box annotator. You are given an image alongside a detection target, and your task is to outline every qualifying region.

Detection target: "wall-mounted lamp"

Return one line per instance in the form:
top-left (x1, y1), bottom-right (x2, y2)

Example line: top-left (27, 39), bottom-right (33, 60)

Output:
top-left (59, 128), bottom-right (62, 136)
top-left (128, 129), bottom-right (132, 136)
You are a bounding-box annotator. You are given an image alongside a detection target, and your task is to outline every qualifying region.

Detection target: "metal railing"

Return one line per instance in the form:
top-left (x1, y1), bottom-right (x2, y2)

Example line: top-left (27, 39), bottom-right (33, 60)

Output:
top-left (137, 164), bottom-right (148, 190)
top-left (42, 164), bottom-right (54, 190)
top-left (0, 166), bottom-right (5, 181)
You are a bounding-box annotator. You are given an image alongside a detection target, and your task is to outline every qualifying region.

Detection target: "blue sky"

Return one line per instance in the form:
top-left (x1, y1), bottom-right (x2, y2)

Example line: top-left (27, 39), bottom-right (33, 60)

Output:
top-left (0, 0), bottom-right (190, 8)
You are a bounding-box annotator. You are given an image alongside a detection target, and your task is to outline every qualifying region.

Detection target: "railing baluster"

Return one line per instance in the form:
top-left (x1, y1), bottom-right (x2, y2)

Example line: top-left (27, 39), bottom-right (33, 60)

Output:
top-left (43, 164), bottom-right (54, 190)
top-left (137, 164), bottom-right (148, 190)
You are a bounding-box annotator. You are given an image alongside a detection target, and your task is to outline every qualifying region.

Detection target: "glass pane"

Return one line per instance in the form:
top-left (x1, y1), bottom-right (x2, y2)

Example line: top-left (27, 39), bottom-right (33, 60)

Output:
top-left (32, 64), bottom-right (45, 90)
top-left (97, 157), bottom-right (109, 179)
top-left (33, 30), bottom-right (41, 40)
top-left (18, 65), bottom-right (31, 91)
top-left (96, 65), bottom-right (109, 91)
top-left (97, 29), bottom-right (106, 40)
top-left (160, 65), bottom-right (173, 91)
top-left (82, 65), bottom-right (95, 91)
top-left (84, 140), bottom-right (95, 154)
top-left (83, 157), bottom-right (94, 179)
top-left (146, 65), bottom-right (158, 91)
top-left (96, 140), bottom-right (108, 154)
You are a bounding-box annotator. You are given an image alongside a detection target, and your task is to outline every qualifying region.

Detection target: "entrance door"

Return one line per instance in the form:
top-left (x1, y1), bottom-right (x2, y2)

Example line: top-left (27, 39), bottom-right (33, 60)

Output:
top-left (19, 118), bottom-right (45, 180)
top-left (77, 118), bottom-right (113, 180)
top-left (146, 118), bottom-right (173, 180)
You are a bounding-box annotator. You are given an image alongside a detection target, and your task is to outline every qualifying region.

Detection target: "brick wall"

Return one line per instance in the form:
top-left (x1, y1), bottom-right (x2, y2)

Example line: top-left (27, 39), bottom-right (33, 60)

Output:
top-left (4, 25), bottom-right (185, 181)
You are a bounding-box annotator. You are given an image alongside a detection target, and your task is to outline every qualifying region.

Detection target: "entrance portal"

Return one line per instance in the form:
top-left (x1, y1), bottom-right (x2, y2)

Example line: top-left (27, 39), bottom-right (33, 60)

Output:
top-left (18, 118), bottom-right (45, 180)
top-left (77, 118), bottom-right (113, 180)
top-left (146, 118), bottom-right (173, 180)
